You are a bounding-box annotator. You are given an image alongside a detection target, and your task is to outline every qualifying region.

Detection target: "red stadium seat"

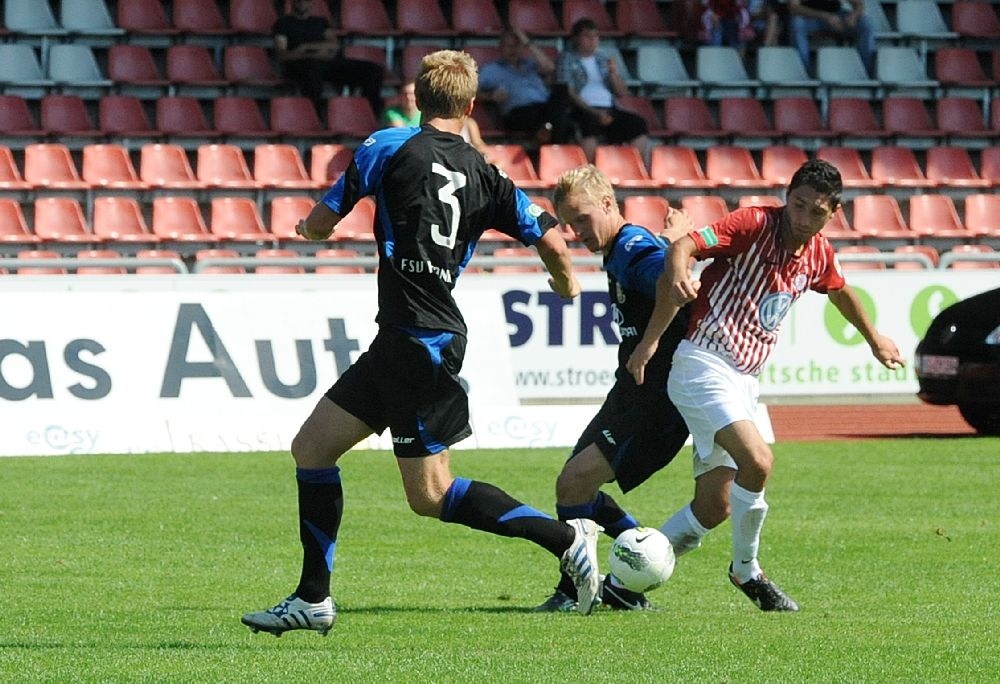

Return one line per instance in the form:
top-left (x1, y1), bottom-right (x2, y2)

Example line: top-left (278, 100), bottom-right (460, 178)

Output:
top-left (156, 96), bottom-right (221, 139)
top-left (107, 45), bottom-right (169, 88)
top-left (772, 97), bottom-right (833, 141)
top-left (269, 97), bottom-right (327, 138)
top-left (15, 250), bottom-right (66, 275)
top-left (166, 45), bottom-right (228, 88)
top-left (622, 195), bottom-right (671, 229)
top-left (33, 197), bottom-right (95, 243)
top-left (906, 194), bottom-right (973, 240)
top-left (718, 97), bottom-right (778, 143)
top-left (881, 97), bottom-right (943, 142)
top-left (508, 0), bottom-right (564, 36)
top-left (195, 248), bottom-right (245, 274)
top-left (314, 248), bottom-right (366, 274)
top-left (870, 146), bottom-right (937, 188)
top-left (942, 244), bottom-right (1000, 270)
top-left (594, 145), bottom-right (660, 188)
top-left (452, 0), bottom-right (503, 36)
top-left (705, 146), bottom-right (779, 189)
top-left (339, 0), bottom-right (400, 38)
top-left (617, 95), bottom-right (669, 137)
top-left (333, 197), bottom-right (377, 241)
top-left (978, 146), bottom-right (1000, 186)
top-left (615, 0), bottom-right (678, 38)
top-left (936, 97), bottom-right (996, 143)
top-left (40, 95), bottom-right (102, 138)
top-left (135, 248), bottom-right (186, 274)
top-left (152, 196), bottom-right (217, 242)
top-left (196, 144), bottom-right (259, 189)
top-left (228, 0), bottom-right (278, 35)
top-left (924, 146), bottom-right (991, 188)
top-left (663, 97), bottom-right (723, 143)
top-left (649, 145), bottom-right (717, 188)
top-left (310, 143), bottom-right (353, 185)
top-left (485, 144), bottom-right (549, 189)
top-left (76, 249), bottom-right (127, 275)
top-left (849, 194), bottom-right (913, 239)
top-left (680, 195), bottom-right (729, 227)
top-left (0, 145), bottom-right (31, 191)
top-left (209, 196), bottom-right (270, 240)
top-left (760, 145), bottom-right (808, 186)
top-left (563, 0), bottom-right (620, 35)
top-left (117, 0), bottom-right (179, 36)
top-left (951, 1), bottom-right (1000, 40)
top-left (92, 196), bottom-right (158, 242)
top-left (738, 194), bottom-right (784, 208)
top-left (23, 143), bottom-right (89, 189)
top-left (962, 194), bottom-right (1000, 238)
top-left (538, 144), bottom-right (589, 186)
top-left (837, 245), bottom-right (886, 271)
top-left (396, 0), bottom-right (454, 37)
top-left (223, 46), bottom-right (283, 87)
top-left (492, 246), bottom-right (543, 273)
top-left (254, 144), bottom-right (321, 189)
top-left (269, 196), bottom-right (315, 239)
top-left (0, 95), bottom-right (45, 139)
top-left (893, 245), bottom-right (940, 271)
top-left (214, 97), bottom-right (272, 138)
top-left (326, 96), bottom-right (379, 139)
top-left (0, 199), bottom-right (40, 243)
top-left (815, 146), bottom-right (881, 189)
top-left (254, 248), bottom-right (305, 274)
top-left (99, 95), bottom-right (159, 139)
top-left (173, 0), bottom-right (235, 36)
top-left (140, 143), bottom-right (204, 189)
top-left (827, 98), bottom-right (889, 144)
top-left (82, 144), bottom-right (147, 189)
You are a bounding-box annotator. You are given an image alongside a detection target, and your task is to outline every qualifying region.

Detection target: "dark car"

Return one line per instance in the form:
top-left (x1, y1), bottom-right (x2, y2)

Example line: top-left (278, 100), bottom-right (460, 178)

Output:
top-left (914, 286), bottom-right (1000, 435)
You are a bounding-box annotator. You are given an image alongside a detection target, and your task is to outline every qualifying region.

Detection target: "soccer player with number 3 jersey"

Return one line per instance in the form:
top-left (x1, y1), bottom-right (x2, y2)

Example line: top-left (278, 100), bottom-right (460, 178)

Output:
top-left (628, 159), bottom-right (905, 611)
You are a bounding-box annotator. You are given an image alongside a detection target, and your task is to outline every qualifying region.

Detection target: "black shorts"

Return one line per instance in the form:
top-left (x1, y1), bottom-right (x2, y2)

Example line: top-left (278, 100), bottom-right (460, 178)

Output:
top-left (571, 380), bottom-right (689, 494)
top-left (326, 326), bottom-right (472, 457)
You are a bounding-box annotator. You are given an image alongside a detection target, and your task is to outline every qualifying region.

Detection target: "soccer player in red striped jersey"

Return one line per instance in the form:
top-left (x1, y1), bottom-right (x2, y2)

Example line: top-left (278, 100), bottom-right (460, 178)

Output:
top-left (627, 159), bottom-right (904, 611)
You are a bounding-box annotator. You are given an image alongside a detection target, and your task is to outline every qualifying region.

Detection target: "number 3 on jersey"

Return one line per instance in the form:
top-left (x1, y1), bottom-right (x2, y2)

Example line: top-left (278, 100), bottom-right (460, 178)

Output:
top-left (431, 162), bottom-right (467, 249)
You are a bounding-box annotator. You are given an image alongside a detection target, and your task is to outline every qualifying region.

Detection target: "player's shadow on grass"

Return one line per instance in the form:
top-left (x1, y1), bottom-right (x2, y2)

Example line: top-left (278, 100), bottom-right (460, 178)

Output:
top-left (339, 604), bottom-right (547, 615)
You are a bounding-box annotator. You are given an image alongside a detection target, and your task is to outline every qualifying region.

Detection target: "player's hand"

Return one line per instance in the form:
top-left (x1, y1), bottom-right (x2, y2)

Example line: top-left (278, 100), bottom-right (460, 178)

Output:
top-left (296, 218), bottom-right (331, 241)
top-left (871, 333), bottom-right (905, 370)
top-left (671, 278), bottom-right (700, 306)
top-left (626, 339), bottom-right (659, 386)
top-left (549, 274), bottom-right (581, 300)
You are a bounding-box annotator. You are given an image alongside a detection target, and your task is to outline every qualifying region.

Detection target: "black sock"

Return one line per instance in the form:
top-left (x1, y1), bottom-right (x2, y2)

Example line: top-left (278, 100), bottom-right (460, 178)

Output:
top-left (293, 466), bottom-right (343, 603)
top-left (439, 477), bottom-right (574, 557)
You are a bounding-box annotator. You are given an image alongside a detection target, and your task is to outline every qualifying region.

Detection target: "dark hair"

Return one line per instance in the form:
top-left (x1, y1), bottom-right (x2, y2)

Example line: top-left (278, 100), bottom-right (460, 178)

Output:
top-left (788, 159), bottom-right (843, 208)
top-left (571, 17), bottom-right (598, 37)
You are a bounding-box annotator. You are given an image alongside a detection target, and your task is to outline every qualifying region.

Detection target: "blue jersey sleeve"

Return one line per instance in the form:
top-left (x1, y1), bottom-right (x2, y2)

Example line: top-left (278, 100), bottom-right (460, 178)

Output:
top-left (510, 189), bottom-right (556, 246)
top-left (320, 127), bottom-right (417, 214)
top-left (606, 225), bottom-right (667, 299)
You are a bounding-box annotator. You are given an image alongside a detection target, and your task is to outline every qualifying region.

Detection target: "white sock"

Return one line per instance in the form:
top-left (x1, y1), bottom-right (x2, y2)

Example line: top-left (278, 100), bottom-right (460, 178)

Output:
top-left (660, 504), bottom-right (709, 557)
top-left (729, 483), bottom-right (768, 583)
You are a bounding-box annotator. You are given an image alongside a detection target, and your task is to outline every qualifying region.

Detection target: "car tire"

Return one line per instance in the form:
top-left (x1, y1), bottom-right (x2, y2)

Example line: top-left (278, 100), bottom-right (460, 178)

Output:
top-left (958, 404), bottom-right (1000, 436)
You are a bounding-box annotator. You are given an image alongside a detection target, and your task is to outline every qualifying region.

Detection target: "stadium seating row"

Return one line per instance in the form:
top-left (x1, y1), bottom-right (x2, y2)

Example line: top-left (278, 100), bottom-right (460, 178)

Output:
top-left (5, 0), bottom-right (998, 44)
top-left (7, 140), bottom-right (1000, 196)
top-left (1, 241), bottom-right (994, 277)
top-left (2, 186), bottom-right (999, 249)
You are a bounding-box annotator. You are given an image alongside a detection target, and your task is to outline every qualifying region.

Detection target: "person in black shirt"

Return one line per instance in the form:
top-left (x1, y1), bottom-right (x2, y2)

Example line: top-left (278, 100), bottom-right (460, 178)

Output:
top-left (273, 0), bottom-right (384, 118)
top-left (242, 50), bottom-right (602, 637)
top-left (533, 165), bottom-right (692, 613)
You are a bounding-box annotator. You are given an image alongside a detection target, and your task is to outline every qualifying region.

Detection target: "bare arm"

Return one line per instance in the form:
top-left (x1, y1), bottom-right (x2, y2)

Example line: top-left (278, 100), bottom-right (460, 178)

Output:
top-left (534, 228), bottom-right (581, 299)
top-left (626, 234), bottom-right (700, 384)
top-left (827, 285), bottom-right (905, 369)
top-left (296, 202), bottom-right (341, 240)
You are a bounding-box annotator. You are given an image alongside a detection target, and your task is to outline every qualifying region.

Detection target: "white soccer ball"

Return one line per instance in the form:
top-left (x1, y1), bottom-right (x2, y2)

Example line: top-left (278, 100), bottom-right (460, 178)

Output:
top-left (609, 526), bottom-right (676, 593)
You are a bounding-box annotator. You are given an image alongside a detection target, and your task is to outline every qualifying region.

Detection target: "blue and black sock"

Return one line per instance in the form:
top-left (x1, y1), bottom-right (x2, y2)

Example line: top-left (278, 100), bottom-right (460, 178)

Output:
top-left (294, 466), bottom-right (343, 603)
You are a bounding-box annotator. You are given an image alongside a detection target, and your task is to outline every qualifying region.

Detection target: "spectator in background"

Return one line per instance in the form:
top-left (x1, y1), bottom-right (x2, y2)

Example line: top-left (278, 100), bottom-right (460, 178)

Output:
top-left (384, 80), bottom-right (490, 158)
top-left (787, 0), bottom-right (875, 76)
top-left (273, 0), bottom-right (384, 119)
top-left (699, 0), bottom-right (754, 53)
top-left (555, 18), bottom-right (650, 163)
top-left (478, 29), bottom-right (572, 144)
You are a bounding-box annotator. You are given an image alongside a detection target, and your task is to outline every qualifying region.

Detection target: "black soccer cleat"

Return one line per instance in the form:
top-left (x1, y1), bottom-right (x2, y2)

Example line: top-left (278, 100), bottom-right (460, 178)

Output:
top-left (601, 575), bottom-right (658, 611)
top-left (728, 564), bottom-right (799, 612)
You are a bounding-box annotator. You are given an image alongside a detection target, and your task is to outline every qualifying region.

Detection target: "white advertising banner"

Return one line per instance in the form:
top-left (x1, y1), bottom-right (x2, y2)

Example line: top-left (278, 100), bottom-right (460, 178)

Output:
top-left (0, 271), bottom-right (995, 456)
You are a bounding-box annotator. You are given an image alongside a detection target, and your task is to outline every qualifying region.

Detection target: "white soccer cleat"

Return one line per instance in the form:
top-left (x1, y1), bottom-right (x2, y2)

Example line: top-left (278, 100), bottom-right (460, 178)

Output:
top-left (560, 519), bottom-right (601, 616)
top-left (241, 594), bottom-right (337, 637)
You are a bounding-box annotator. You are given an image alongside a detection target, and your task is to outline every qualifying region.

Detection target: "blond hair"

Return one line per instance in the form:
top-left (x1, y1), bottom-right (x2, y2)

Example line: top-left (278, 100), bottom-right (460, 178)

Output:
top-left (415, 50), bottom-right (478, 120)
top-left (553, 164), bottom-right (615, 215)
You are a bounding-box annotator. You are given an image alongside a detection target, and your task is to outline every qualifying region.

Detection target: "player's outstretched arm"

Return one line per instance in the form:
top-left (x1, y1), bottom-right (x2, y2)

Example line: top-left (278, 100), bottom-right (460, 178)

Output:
top-left (626, 235), bottom-right (699, 384)
top-left (535, 228), bottom-right (581, 299)
top-left (296, 202), bottom-right (342, 241)
top-left (828, 286), bottom-right (905, 370)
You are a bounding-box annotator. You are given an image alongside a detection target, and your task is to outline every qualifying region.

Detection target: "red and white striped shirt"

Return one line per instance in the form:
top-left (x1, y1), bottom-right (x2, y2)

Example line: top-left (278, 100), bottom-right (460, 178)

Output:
top-left (686, 206), bottom-right (845, 375)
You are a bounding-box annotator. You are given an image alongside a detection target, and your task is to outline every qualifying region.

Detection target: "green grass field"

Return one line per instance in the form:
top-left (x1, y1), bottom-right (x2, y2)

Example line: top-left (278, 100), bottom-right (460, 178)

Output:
top-left (2, 439), bottom-right (998, 683)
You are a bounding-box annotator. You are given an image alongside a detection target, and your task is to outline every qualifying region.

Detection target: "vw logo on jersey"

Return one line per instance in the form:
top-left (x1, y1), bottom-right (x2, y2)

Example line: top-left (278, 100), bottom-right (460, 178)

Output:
top-left (792, 273), bottom-right (808, 292)
top-left (624, 234), bottom-right (643, 252)
top-left (527, 202), bottom-right (544, 218)
top-left (758, 292), bottom-right (793, 331)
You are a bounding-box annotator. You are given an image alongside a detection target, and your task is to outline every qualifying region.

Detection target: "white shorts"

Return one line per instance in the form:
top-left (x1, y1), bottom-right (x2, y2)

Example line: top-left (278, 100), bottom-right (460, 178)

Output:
top-left (667, 339), bottom-right (759, 478)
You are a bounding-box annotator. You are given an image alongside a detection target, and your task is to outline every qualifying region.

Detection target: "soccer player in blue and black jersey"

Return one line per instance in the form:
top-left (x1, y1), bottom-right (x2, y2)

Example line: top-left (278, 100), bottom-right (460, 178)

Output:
top-left (242, 50), bottom-right (601, 637)
top-left (534, 165), bottom-right (692, 612)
